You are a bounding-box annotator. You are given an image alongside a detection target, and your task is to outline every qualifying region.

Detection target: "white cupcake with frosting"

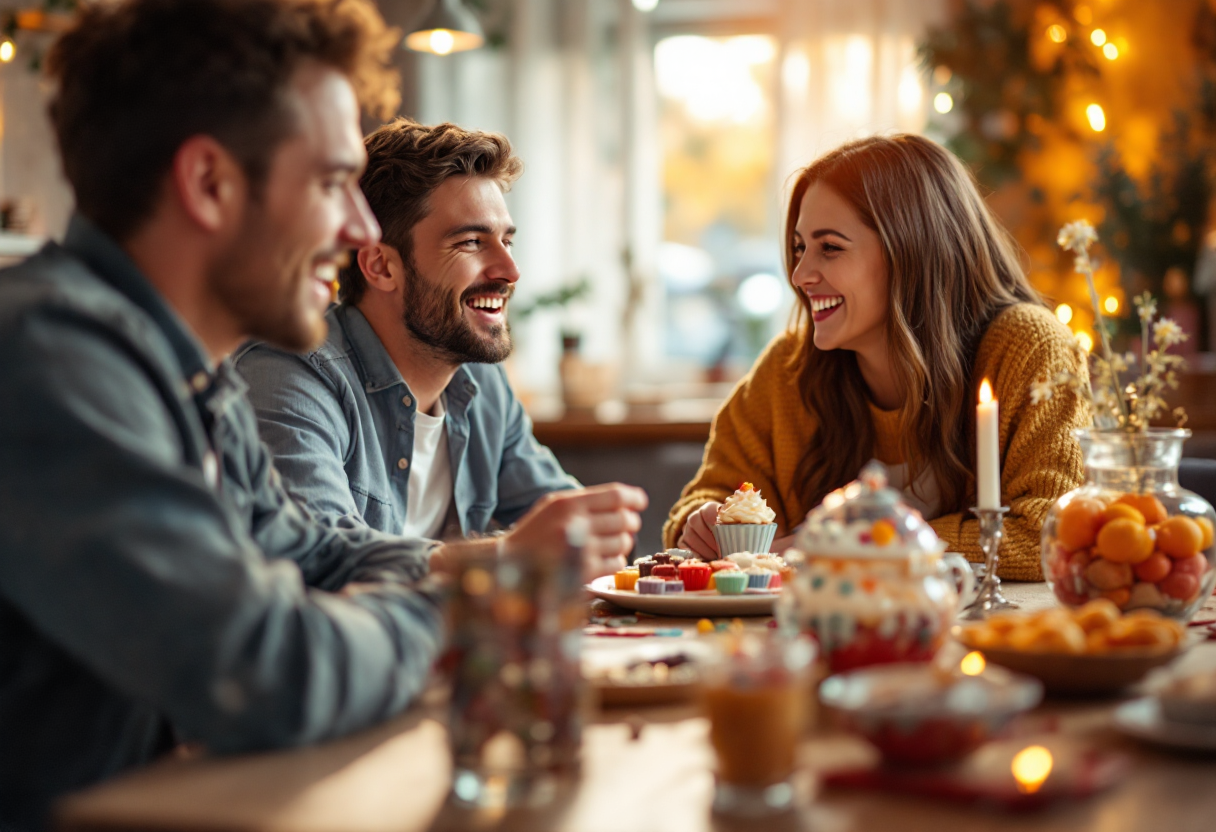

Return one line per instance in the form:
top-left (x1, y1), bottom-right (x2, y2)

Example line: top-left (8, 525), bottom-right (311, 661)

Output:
top-left (713, 482), bottom-right (778, 556)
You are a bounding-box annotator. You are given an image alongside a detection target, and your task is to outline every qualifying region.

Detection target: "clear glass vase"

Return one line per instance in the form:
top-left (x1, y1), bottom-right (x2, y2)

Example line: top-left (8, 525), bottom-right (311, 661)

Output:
top-left (1041, 428), bottom-right (1216, 621)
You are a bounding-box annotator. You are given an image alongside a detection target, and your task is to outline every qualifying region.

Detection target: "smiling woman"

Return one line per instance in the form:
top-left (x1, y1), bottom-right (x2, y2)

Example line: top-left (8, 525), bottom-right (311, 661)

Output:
top-left (665, 134), bottom-right (1091, 581)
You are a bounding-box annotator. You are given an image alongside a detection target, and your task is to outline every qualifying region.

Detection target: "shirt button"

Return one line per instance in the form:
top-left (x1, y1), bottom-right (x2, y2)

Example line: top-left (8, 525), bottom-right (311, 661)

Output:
top-left (402, 395), bottom-right (413, 407)
top-left (397, 458), bottom-right (409, 470)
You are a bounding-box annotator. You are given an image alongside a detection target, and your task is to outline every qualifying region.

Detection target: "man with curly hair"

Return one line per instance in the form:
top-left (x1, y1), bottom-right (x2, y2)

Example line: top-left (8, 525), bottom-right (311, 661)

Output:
top-left (238, 118), bottom-right (580, 541)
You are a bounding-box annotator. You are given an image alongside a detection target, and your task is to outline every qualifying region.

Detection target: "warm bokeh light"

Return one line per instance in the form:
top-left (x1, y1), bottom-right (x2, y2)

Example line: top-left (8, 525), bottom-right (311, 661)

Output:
top-left (979, 378), bottom-right (993, 404)
top-left (1103, 295), bottom-right (1119, 314)
top-left (1076, 331), bottom-right (1094, 352)
top-left (0, 40), bottom-right (13, 63)
top-left (1086, 103), bottom-right (1106, 132)
top-left (429, 28), bottom-right (455, 55)
top-left (1055, 303), bottom-right (1073, 325)
top-left (934, 92), bottom-right (954, 114)
top-left (933, 65), bottom-right (952, 85)
top-left (1103, 42), bottom-right (1119, 60)
top-left (960, 651), bottom-right (986, 676)
top-left (632, 0), bottom-right (659, 11)
top-left (1012, 745), bottom-right (1054, 794)
top-left (1046, 24), bottom-right (1067, 44)
top-left (655, 35), bottom-right (774, 123)
top-left (1090, 28), bottom-right (1107, 47)
top-left (1074, 5), bottom-right (1093, 25)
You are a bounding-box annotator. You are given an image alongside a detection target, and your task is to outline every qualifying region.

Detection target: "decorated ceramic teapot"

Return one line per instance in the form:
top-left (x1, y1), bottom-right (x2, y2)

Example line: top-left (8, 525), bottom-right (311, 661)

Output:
top-left (780, 462), bottom-right (977, 672)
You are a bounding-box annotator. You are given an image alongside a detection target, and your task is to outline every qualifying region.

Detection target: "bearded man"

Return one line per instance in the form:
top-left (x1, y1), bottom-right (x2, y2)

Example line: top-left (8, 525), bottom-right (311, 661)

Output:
top-left (237, 118), bottom-right (579, 540)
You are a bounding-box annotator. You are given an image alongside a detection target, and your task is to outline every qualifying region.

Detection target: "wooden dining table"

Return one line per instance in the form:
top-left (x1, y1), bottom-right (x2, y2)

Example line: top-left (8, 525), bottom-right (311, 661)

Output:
top-left (56, 583), bottom-right (1216, 832)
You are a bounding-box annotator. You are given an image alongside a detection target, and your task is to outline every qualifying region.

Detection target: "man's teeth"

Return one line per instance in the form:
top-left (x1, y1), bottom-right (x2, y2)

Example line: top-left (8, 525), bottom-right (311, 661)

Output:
top-left (469, 296), bottom-right (506, 310)
top-left (811, 296), bottom-right (843, 313)
top-left (316, 263), bottom-right (338, 282)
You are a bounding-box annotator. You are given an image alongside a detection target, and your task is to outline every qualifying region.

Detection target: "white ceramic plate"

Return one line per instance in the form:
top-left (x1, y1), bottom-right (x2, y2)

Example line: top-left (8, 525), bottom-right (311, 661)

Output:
top-left (585, 575), bottom-right (777, 617)
top-left (1113, 697), bottom-right (1216, 752)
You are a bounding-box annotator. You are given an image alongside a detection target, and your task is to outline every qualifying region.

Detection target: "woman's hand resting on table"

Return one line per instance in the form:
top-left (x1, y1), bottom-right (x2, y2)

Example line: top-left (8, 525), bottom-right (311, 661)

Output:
top-left (677, 501), bottom-right (794, 559)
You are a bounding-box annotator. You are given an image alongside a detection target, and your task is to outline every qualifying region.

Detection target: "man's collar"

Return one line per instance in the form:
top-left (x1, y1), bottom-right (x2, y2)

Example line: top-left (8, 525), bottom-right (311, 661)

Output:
top-left (62, 214), bottom-right (214, 390)
top-left (336, 304), bottom-right (480, 403)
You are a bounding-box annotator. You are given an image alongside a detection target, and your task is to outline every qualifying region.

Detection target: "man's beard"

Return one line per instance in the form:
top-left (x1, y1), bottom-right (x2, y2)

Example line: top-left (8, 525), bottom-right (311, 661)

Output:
top-left (401, 258), bottom-right (514, 364)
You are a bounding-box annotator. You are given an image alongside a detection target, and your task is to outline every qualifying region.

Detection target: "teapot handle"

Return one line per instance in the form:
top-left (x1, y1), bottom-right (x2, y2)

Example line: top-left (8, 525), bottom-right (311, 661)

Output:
top-left (942, 551), bottom-right (979, 610)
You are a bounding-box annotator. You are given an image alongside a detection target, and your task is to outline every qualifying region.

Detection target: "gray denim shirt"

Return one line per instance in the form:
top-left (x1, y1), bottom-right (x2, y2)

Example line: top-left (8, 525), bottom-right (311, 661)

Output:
top-left (234, 305), bottom-right (577, 537)
top-left (0, 217), bottom-right (446, 831)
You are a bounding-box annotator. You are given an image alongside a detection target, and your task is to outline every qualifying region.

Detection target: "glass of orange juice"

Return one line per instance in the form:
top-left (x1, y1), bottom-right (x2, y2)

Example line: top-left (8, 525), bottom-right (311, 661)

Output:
top-left (701, 630), bottom-right (816, 816)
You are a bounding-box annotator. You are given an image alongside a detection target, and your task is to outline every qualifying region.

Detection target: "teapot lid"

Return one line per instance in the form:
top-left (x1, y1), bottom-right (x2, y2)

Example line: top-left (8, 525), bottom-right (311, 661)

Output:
top-left (791, 461), bottom-right (947, 560)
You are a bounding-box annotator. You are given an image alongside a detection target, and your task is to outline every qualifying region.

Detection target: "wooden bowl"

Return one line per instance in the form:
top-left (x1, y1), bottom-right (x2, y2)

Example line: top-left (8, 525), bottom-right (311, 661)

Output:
top-left (956, 639), bottom-right (1183, 696)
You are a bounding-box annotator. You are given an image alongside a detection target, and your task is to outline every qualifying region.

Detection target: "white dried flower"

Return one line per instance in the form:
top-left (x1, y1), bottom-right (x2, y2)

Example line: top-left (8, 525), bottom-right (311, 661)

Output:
top-left (1153, 318), bottom-right (1187, 348)
top-left (1057, 220), bottom-right (1098, 253)
top-left (1030, 379), bottom-right (1055, 405)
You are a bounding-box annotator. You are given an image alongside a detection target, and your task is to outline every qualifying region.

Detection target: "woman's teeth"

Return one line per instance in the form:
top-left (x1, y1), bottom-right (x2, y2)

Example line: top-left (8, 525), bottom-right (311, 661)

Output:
top-left (469, 296), bottom-right (505, 310)
top-left (811, 295), bottom-right (843, 313)
top-left (315, 263), bottom-right (338, 283)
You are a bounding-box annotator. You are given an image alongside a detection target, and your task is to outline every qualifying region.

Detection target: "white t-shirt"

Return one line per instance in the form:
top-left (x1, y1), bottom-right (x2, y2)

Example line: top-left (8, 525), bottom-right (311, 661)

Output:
top-left (401, 394), bottom-right (454, 540)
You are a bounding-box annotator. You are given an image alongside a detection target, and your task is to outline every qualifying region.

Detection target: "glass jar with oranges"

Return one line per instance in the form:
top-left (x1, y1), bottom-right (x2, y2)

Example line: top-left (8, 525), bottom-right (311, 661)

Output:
top-left (1042, 428), bottom-right (1216, 621)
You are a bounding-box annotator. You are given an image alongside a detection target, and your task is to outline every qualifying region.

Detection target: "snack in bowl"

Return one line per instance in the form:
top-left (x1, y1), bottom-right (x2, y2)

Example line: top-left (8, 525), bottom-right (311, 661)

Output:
top-left (957, 599), bottom-right (1185, 656)
top-left (713, 483), bottom-right (778, 555)
top-left (714, 571), bottom-right (749, 595)
top-left (955, 600), bottom-right (1187, 694)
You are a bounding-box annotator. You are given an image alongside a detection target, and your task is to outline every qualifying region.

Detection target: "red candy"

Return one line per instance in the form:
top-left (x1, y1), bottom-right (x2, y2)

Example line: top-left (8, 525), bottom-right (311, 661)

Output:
top-left (677, 561), bottom-right (711, 591)
top-left (1160, 572), bottom-right (1200, 601)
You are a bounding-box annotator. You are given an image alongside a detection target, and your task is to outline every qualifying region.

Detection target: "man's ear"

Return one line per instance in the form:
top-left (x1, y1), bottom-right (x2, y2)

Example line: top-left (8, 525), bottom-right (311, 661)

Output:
top-left (357, 243), bottom-right (404, 294)
top-left (170, 135), bottom-right (245, 233)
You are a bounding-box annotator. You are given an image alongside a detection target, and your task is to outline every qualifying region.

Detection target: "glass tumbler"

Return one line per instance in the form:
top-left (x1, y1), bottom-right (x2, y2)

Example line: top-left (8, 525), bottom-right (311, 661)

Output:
top-left (701, 630), bottom-right (817, 817)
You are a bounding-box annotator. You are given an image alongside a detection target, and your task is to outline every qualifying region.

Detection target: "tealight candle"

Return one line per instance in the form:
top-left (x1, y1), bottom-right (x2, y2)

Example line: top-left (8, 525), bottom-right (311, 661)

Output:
top-left (976, 378), bottom-right (1000, 509)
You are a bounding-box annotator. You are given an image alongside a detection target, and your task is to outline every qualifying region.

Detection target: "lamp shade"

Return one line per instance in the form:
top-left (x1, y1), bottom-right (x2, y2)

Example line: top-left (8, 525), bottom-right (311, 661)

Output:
top-left (404, 0), bottom-right (485, 55)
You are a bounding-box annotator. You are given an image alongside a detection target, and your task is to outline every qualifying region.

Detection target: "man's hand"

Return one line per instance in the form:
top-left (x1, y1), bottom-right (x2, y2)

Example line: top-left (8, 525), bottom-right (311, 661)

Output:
top-left (504, 483), bottom-right (648, 580)
top-left (427, 484), bottom-right (648, 581)
top-left (677, 501), bottom-right (721, 560)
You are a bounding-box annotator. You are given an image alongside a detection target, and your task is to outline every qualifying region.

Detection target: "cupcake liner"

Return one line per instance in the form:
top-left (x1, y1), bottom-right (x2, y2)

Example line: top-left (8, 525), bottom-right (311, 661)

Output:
top-left (714, 572), bottom-right (749, 595)
top-left (713, 523), bottom-right (777, 556)
top-left (747, 571), bottom-right (773, 590)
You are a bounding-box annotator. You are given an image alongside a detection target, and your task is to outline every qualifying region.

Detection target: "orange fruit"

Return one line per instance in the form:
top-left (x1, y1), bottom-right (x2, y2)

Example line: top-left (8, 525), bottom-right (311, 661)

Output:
top-left (1156, 516), bottom-right (1203, 559)
top-left (1056, 498), bottom-right (1105, 551)
top-left (1084, 557), bottom-right (1134, 590)
top-left (1101, 503), bottom-right (1145, 526)
top-left (1196, 517), bottom-right (1214, 550)
top-left (1094, 518), bottom-right (1154, 564)
top-left (1133, 552), bottom-right (1172, 583)
top-left (1099, 587), bottom-right (1131, 608)
top-left (1114, 494), bottom-right (1168, 525)
top-left (1172, 554), bottom-right (1209, 577)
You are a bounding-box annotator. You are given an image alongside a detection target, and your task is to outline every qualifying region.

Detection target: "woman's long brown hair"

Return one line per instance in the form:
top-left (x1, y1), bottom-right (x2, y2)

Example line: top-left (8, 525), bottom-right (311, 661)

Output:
top-left (786, 134), bottom-right (1043, 515)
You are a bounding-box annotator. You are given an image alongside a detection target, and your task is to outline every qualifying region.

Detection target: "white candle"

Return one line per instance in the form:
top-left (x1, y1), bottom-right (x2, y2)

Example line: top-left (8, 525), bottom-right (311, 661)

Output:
top-left (976, 378), bottom-right (1001, 509)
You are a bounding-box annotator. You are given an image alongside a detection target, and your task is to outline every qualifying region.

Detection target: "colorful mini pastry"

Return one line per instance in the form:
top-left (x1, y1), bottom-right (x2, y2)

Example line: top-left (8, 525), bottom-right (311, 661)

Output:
top-left (637, 577), bottom-right (667, 595)
top-left (746, 567), bottom-right (774, 590)
top-left (726, 553), bottom-right (755, 570)
top-left (614, 568), bottom-right (640, 591)
top-left (709, 559), bottom-right (739, 572)
top-left (669, 555), bottom-right (685, 568)
top-left (653, 552), bottom-right (673, 565)
top-left (708, 573), bottom-right (717, 591)
top-left (714, 572), bottom-right (749, 595)
top-left (652, 564), bottom-right (679, 580)
top-left (665, 548), bottom-right (696, 560)
top-left (661, 580), bottom-right (686, 594)
top-left (678, 561), bottom-right (711, 591)
top-left (635, 556), bottom-right (656, 577)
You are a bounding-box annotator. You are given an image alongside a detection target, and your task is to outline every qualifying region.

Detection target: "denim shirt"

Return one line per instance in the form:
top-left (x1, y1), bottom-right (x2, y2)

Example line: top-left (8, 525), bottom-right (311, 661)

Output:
top-left (234, 305), bottom-right (578, 537)
top-left (0, 217), bottom-right (446, 831)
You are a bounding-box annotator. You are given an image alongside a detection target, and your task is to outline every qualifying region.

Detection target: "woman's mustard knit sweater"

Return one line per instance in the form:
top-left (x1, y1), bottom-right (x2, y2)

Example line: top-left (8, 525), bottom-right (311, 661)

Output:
top-left (663, 303), bottom-right (1090, 581)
